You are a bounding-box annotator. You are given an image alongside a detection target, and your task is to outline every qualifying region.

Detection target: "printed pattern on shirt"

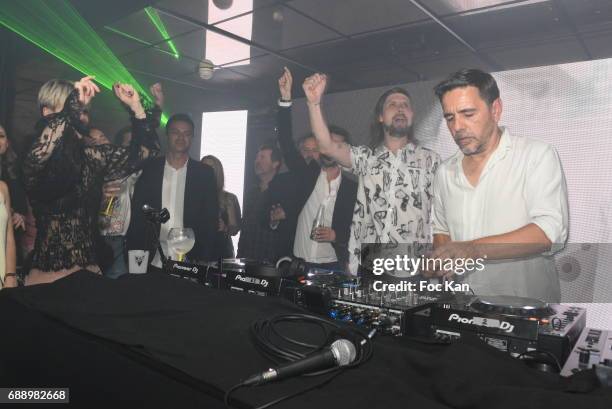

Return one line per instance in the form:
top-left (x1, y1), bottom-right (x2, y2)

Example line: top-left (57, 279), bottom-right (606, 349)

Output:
top-left (347, 143), bottom-right (440, 273)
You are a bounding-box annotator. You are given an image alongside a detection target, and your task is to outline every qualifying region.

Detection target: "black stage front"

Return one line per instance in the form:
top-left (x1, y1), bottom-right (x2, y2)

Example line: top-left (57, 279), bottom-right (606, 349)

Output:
top-left (0, 271), bottom-right (610, 408)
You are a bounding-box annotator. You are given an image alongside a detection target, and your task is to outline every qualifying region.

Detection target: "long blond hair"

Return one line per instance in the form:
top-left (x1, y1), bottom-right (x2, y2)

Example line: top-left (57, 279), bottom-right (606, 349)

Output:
top-left (201, 155), bottom-right (224, 190)
top-left (201, 155), bottom-right (229, 208)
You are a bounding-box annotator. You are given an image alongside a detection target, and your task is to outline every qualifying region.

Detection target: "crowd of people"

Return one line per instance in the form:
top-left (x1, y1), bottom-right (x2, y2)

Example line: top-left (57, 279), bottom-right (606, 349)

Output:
top-left (0, 67), bottom-right (568, 301)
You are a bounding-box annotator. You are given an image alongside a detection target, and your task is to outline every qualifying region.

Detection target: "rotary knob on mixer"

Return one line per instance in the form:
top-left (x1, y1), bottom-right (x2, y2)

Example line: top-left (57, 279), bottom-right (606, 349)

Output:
top-left (579, 349), bottom-right (590, 366)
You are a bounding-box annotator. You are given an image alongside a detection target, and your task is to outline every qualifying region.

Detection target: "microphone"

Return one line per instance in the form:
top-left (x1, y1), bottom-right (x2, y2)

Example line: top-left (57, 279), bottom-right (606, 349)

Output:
top-left (142, 204), bottom-right (156, 213)
top-left (242, 338), bottom-right (356, 386)
top-left (142, 204), bottom-right (170, 223)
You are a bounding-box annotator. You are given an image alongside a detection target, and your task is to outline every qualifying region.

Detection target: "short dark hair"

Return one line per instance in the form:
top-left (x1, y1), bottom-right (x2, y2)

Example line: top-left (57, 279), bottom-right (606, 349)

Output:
top-left (297, 133), bottom-right (315, 148)
top-left (328, 124), bottom-right (351, 145)
top-left (434, 68), bottom-right (500, 105)
top-left (258, 142), bottom-right (282, 165)
top-left (370, 87), bottom-right (412, 149)
top-left (166, 113), bottom-right (195, 134)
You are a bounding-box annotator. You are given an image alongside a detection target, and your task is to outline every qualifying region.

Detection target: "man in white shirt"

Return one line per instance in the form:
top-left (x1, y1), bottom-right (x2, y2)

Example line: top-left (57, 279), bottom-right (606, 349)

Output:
top-left (266, 68), bottom-right (357, 271)
top-left (303, 74), bottom-right (440, 274)
top-left (126, 114), bottom-right (218, 270)
top-left (429, 69), bottom-right (569, 301)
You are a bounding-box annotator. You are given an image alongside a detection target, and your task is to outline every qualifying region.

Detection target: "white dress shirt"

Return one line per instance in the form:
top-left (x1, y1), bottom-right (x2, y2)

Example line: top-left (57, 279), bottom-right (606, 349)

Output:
top-left (152, 159), bottom-right (188, 267)
top-left (294, 170), bottom-right (341, 263)
top-left (432, 127), bottom-right (569, 301)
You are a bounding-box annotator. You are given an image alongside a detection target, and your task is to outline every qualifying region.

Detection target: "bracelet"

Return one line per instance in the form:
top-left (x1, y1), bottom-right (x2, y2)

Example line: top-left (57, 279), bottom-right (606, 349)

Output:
top-left (278, 99), bottom-right (293, 108)
top-left (132, 107), bottom-right (147, 119)
top-left (5, 273), bottom-right (16, 278)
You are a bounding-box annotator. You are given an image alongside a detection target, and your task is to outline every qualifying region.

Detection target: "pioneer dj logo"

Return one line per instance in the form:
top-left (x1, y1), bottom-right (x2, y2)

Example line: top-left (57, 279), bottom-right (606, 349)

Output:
top-left (173, 263), bottom-right (198, 273)
top-left (235, 274), bottom-right (269, 288)
top-left (448, 313), bottom-right (515, 333)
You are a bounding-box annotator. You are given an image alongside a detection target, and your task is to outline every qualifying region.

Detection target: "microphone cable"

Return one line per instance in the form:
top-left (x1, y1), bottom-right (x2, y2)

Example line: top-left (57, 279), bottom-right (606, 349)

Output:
top-left (224, 313), bottom-right (375, 409)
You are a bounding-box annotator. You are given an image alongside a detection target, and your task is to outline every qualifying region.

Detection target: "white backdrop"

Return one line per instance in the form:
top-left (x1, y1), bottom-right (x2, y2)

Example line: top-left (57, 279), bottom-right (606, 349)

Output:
top-left (201, 110), bottom-right (248, 251)
top-left (292, 58), bottom-right (612, 328)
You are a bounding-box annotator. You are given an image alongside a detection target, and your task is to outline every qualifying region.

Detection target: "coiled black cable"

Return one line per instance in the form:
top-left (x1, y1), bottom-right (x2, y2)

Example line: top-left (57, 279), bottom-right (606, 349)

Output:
top-left (224, 313), bottom-right (375, 409)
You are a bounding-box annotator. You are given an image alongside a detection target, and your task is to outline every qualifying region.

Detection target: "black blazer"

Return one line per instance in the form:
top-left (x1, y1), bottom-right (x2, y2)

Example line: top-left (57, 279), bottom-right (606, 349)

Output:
top-left (264, 171), bottom-right (300, 259)
top-left (126, 157), bottom-right (219, 262)
top-left (265, 105), bottom-right (357, 267)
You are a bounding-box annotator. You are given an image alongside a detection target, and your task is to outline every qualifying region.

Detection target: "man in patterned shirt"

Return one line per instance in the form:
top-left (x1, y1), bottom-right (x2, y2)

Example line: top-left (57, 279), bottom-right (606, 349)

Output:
top-left (303, 74), bottom-right (440, 274)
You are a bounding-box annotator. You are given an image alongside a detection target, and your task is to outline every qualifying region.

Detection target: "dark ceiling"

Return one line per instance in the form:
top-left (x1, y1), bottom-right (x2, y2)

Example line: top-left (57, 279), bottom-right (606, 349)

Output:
top-left (13, 0), bottom-right (612, 111)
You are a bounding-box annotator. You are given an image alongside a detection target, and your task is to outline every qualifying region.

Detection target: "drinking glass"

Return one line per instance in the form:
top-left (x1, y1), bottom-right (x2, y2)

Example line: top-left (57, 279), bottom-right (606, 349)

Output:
top-left (167, 228), bottom-right (195, 262)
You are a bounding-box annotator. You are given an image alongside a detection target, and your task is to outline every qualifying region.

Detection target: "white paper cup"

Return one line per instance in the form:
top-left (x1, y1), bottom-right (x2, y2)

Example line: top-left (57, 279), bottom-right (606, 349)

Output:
top-left (128, 250), bottom-right (149, 274)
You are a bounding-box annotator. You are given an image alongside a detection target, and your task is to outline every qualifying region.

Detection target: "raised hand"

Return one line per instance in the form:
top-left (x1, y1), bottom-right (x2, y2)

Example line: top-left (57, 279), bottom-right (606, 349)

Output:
top-left (149, 82), bottom-right (164, 108)
top-left (278, 67), bottom-right (292, 101)
top-left (302, 73), bottom-right (327, 105)
top-left (102, 180), bottom-right (121, 201)
top-left (113, 83), bottom-right (145, 118)
top-left (74, 76), bottom-right (100, 106)
top-left (113, 83), bottom-right (139, 107)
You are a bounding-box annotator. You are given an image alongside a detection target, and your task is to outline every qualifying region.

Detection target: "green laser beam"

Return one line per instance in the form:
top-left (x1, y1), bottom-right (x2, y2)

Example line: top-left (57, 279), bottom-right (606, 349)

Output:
top-left (0, 0), bottom-right (168, 125)
top-left (144, 7), bottom-right (180, 59)
top-left (104, 26), bottom-right (178, 58)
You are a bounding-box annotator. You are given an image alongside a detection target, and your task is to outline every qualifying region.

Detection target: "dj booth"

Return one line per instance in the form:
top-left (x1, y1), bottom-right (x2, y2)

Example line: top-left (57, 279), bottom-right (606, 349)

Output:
top-left (0, 269), bottom-right (610, 408)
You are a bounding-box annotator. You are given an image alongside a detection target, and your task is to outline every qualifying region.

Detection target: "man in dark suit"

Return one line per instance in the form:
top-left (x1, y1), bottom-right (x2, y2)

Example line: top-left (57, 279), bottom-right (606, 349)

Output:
top-left (126, 114), bottom-right (218, 269)
top-left (237, 143), bottom-right (283, 263)
top-left (267, 68), bottom-right (357, 271)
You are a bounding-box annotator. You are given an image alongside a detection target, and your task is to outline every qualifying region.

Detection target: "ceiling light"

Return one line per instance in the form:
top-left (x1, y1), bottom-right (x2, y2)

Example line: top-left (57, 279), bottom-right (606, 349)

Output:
top-left (212, 0), bottom-right (233, 10)
top-left (199, 59), bottom-right (215, 80)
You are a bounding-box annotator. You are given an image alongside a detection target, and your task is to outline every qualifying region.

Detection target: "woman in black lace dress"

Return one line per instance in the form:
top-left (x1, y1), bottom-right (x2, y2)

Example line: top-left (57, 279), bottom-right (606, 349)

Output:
top-left (23, 76), bottom-right (160, 285)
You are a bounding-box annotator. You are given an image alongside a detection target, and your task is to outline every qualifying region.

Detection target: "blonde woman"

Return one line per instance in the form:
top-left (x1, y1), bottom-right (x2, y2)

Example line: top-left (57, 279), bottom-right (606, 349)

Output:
top-left (201, 155), bottom-right (241, 258)
top-left (23, 76), bottom-right (160, 285)
top-left (0, 181), bottom-right (17, 288)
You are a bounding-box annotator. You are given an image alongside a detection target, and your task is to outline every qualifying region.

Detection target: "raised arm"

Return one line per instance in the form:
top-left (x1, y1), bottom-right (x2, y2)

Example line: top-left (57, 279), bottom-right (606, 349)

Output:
top-left (277, 67), bottom-right (309, 174)
top-left (303, 73), bottom-right (351, 168)
top-left (147, 82), bottom-right (164, 129)
top-left (87, 83), bottom-right (161, 182)
top-left (23, 76), bottom-right (99, 188)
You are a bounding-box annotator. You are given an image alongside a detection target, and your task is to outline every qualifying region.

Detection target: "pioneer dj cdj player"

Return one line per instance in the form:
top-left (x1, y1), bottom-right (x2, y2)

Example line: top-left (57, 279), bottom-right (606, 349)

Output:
top-left (407, 295), bottom-right (586, 365)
